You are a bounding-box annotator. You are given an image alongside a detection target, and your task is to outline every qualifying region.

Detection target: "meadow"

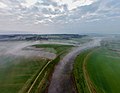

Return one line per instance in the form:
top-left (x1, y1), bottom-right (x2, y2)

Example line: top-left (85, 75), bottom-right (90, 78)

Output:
top-left (86, 48), bottom-right (120, 93)
top-left (74, 39), bottom-right (120, 93)
top-left (0, 56), bottom-right (47, 93)
top-left (32, 44), bottom-right (73, 54)
top-left (0, 43), bottom-right (73, 93)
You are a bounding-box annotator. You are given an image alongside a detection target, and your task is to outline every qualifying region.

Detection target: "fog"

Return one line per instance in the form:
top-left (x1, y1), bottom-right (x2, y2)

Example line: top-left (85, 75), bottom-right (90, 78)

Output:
top-left (0, 41), bottom-right (56, 66)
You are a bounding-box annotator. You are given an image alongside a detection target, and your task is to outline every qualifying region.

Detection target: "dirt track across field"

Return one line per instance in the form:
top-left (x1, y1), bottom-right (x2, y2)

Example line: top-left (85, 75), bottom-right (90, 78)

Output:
top-left (48, 39), bottom-right (101, 93)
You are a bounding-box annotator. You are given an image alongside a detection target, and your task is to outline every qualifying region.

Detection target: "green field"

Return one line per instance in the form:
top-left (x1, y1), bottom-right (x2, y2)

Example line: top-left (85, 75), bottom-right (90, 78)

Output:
top-left (33, 44), bottom-right (73, 54)
top-left (74, 40), bottom-right (120, 93)
top-left (86, 47), bottom-right (120, 93)
top-left (19, 44), bottom-right (73, 93)
top-left (0, 56), bottom-right (47, 93)
top-left (0, 44), bottom-right (73, 93)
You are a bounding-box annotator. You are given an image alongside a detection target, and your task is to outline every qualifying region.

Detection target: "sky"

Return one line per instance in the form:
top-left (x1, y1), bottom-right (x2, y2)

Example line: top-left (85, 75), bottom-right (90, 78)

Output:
top-left (0, 0), bottom-right (120, 34)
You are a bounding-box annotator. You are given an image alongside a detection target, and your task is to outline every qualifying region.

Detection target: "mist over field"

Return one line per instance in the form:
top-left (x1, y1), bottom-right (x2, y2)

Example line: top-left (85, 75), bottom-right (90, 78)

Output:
top-left (0, 0), bottom-right (120, 93)
top-left (0, 41), bottom-right (56, 59)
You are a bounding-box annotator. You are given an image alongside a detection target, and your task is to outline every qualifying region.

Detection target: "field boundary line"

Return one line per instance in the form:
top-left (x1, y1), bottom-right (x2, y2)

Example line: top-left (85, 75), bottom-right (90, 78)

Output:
top-left (27, 60), bottom-right (51, 93)
top-left (83, 49), bottom-right (98, 93)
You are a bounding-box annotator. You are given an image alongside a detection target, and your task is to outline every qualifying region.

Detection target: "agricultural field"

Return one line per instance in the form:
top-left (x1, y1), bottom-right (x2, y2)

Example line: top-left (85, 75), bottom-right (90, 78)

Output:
top-left (0, 56), bottom-right (47, 93)
top-left (0, 42), bottom-right (73, 93)
top-left (74, 38), bottom-right (120, 93)
top-left (33, 44), bottom-right (73, 54)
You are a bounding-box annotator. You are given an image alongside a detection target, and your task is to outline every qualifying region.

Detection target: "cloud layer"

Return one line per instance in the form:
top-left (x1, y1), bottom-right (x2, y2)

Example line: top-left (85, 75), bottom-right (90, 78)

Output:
top-left (0, 0), bottom-right (119, 25)
top-left (0, 0), bottom-right (120, 34)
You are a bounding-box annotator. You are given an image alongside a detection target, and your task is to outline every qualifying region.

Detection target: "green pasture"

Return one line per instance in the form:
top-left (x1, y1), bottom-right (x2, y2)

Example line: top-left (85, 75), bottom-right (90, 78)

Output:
top-left (0, 56), bottom-right (47, 93)
top-left (0, 44), bottom-right (73, 93)
top-left (32, 44), bottom-right (73, 54)
top-left (74, 42), bottom-right (120, 93)
top-left (86, 48), bottom-right (120, 93)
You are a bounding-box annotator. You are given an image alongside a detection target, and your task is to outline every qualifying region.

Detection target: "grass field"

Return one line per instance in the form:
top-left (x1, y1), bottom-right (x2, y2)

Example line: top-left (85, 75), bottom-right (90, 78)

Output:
top-left (0, 44), bottom-right (73, 93)
top-left (33, 44), bottom-right (73, 54)
top-left (0, 56), bottom-right (47, 93)
top-left (74, 39), bottom-right (120, 93)
top-left (86, 47), bottom-right (120, 93)
top-left (20, 44), bottom-right (73, 93)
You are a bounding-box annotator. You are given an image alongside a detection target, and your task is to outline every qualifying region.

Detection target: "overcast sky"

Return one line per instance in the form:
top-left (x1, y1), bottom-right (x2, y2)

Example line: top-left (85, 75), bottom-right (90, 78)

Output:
top-left (0, 0), bottom-right (120, 34)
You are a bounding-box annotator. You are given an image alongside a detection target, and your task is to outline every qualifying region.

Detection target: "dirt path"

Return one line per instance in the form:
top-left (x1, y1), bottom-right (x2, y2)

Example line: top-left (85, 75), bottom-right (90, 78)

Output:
top-left (27, 61), bottom-right (51, 93)
top-left (47, 39), bottom-right (101, 93)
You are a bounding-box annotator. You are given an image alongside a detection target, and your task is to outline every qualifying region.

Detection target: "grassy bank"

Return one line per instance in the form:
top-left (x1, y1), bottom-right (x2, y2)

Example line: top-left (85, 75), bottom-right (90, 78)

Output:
top-left (19, 55), bottom-right (61, 93)
top-left (0, 44), bottom-right (73, 93)
top-left (73, 50), bottom-right (91, 93)
top-left (27, 44), bottom-right (74, 93)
